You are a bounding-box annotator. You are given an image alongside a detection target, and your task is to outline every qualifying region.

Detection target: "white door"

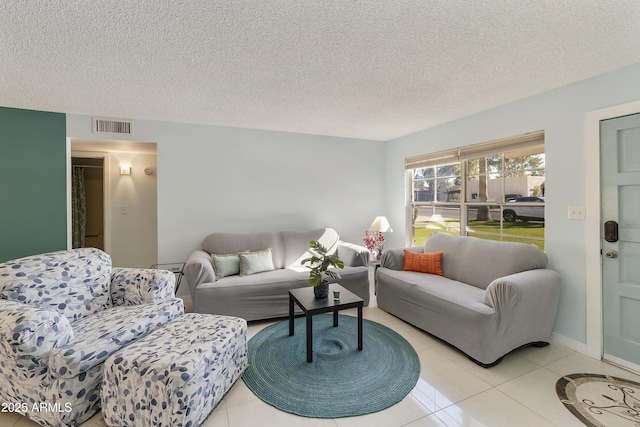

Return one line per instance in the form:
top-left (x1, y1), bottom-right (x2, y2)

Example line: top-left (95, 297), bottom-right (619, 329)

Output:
top-left (601, 113), bottom-right (640, 369)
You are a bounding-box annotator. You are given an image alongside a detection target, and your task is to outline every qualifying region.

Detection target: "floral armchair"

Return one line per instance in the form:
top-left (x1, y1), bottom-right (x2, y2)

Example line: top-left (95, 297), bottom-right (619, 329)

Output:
top-left (0, 248), bottom-right (185, 427)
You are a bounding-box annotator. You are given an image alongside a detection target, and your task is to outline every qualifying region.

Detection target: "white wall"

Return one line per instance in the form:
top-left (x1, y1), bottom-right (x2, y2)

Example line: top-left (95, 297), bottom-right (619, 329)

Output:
top-left (384, 62), bottom-right (640, 345)
top-left (66, 118), bottom-right (386, 283)
top-left (66, 62), bottom-right (640, 343)
top-left (108, 151), bottom-right (158, 268)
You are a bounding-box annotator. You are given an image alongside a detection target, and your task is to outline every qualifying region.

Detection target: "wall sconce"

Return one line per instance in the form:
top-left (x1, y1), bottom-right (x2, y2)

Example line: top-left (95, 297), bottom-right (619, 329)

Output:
top-left (120, 165), bottom-right (131, 175)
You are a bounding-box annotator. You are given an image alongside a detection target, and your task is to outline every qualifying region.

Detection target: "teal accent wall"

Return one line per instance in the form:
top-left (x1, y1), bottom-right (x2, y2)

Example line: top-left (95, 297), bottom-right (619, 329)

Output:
top-left (0, 106), bottom-right (67, 262)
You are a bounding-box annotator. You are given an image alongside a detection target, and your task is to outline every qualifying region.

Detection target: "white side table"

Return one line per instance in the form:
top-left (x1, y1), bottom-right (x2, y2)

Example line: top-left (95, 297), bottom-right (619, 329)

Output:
top-left (370, 260), bottom-right (381, 294)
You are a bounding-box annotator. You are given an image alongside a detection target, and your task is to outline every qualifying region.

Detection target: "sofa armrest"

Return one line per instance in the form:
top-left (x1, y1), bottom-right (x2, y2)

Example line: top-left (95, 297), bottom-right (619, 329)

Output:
top-left (184, 250), bottom-right (216, 296)
top-left (484, 269), bottom-right (561, 334)
top-left (110, 268), bottom-right (176, 306)
top-left (379, 246), bottom-right (424, 270)
top-left (337, 241), bottom-right (370, 267)
top-left (0, 299), bottom-right (73, 358)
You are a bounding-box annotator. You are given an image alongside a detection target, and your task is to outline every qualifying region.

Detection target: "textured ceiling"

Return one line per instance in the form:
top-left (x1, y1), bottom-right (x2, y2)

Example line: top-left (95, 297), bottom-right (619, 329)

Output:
top-left (1, 1), bottom-right (639, 141)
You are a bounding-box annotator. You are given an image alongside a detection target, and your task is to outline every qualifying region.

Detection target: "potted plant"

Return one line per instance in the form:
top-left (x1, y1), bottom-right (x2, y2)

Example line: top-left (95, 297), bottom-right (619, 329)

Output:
top-left (301, 240), bottom-right (344, 298)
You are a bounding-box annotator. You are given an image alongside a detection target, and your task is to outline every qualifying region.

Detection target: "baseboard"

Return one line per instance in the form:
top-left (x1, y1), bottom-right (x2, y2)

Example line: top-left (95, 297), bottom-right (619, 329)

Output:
top-left (551, 332), bottom-right (590, 356)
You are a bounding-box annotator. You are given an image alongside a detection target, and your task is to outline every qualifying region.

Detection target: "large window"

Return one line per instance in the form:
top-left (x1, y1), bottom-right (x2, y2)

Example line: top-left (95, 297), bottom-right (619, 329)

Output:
top-left (408, 132), bottom-right (545, 250)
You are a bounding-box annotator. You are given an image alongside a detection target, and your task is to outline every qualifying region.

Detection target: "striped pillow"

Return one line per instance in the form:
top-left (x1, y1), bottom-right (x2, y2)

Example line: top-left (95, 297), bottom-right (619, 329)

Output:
top-left (403, 250), bottom-right (444, 276)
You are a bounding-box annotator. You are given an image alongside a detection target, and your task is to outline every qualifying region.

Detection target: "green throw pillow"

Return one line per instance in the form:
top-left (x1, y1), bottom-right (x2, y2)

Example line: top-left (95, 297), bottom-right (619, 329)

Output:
top-left (239, 248), bottom-right (275, 276)
top-left (211, 253), bottom-right (241, 279)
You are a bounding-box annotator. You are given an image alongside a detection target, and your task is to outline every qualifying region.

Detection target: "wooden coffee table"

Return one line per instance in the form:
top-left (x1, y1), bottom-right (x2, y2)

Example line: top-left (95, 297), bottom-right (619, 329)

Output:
top-left (289, 284), bottom-right (363, 363)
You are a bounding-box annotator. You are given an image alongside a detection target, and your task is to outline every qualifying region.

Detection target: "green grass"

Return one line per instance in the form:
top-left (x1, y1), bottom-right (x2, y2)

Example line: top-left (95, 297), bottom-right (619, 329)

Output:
top-left (414, 220), bottom-right (544, 250)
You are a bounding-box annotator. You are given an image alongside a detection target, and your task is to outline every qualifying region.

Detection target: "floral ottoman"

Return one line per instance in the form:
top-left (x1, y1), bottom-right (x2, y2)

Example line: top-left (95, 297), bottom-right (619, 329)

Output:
top-left (101, 313), bottom-right (248, 427)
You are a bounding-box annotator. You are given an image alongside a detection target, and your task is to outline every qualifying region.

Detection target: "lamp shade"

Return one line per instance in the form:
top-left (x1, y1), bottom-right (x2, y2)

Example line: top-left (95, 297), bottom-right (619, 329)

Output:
top-left (368, 216), bottom-right (393, 233)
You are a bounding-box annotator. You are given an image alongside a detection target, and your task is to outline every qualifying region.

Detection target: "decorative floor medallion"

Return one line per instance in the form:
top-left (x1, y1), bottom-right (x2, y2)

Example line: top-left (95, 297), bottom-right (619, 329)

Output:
top-left (556, 373), bottom-right (640, 426)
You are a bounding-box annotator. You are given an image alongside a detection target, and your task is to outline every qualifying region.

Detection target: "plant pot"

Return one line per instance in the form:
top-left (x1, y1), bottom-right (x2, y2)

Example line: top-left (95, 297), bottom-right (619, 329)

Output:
top-left (313, 281), bottom-right (330, 299)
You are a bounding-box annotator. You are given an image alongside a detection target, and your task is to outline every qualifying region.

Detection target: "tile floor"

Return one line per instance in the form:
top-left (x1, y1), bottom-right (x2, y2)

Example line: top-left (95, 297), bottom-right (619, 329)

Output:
top-left (3, 295), bottom-right (640, 427)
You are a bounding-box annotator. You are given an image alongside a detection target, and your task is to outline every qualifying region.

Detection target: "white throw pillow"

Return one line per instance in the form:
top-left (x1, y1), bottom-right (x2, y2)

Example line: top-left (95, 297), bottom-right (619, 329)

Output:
top-left (239, 248), bottom-right (275, 276)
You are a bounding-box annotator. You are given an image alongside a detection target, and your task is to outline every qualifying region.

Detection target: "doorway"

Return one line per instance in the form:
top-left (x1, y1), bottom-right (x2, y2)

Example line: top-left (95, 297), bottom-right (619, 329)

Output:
top-left (585, 100), bottom-right (640, 374)
top-left (71, 157), bottom-right (105, 250)
top-left (68, 140), bottom-right (158, 268)
top-left (600, 113), bottom-right (640, 371)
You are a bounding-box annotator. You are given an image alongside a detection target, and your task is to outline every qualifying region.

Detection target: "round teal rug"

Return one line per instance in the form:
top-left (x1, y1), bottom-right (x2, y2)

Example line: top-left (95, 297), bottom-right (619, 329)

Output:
top-left (242, 314), bottom-right (420, 418)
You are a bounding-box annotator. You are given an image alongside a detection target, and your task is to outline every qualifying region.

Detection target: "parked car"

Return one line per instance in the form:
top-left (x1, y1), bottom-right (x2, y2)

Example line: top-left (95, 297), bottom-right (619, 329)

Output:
top-left (503, 196), bottom-right (545, 222)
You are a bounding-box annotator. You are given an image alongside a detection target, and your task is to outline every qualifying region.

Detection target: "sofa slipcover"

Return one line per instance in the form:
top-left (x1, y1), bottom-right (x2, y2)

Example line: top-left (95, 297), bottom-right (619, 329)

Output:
top-left (0, 248), bottom-right (184, 427)
top-left (184, 228), bottom-right (370, 321)
top-left (376, 233), bottom-right (561, 367)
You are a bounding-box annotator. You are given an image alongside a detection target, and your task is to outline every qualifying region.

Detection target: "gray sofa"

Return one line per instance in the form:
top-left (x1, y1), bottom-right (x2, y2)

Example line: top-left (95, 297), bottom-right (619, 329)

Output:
top-left (184, 228), bottom-right (370, 321)
top-left (376, 233), bottom-right (561, 367)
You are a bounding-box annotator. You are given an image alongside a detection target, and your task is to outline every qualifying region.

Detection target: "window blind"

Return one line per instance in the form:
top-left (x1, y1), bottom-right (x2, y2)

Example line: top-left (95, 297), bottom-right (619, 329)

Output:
top-left (405, 131), bottom-right (544, 170)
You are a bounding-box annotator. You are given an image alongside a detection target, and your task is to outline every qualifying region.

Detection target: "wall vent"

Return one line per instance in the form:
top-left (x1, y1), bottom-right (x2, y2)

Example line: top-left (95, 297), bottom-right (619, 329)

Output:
top-left (93, 117), bottom-right (133, 135)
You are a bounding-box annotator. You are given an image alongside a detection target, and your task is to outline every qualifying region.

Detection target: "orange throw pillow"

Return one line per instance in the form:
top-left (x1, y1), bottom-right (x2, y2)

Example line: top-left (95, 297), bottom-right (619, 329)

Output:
top-left (403, 250), bottom-right (444, 276)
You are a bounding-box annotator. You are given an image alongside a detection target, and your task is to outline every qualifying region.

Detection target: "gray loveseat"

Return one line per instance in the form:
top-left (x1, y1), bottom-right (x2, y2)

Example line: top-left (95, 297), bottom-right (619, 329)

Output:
top-left (376, 233), bottom-right (561, 367)
top-left (184, 228), bottom-right (370, 321)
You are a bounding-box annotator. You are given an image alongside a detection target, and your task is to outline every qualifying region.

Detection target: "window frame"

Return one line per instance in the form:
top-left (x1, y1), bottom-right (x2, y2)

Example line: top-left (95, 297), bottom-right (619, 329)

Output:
top-left (406, 131), bottom-right (545, 249)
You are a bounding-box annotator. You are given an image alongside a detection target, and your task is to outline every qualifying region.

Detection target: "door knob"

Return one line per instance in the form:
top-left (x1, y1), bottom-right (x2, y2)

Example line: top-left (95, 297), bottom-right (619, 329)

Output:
top-left (604, 249), bottom-right (618, 259)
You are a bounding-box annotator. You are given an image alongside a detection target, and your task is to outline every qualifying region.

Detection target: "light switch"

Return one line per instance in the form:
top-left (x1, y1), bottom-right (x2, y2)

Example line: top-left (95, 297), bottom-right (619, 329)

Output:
top-left (121, 205), bottom-right (128, 215)
top-left (568, 206), bottom-right (585, 220)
